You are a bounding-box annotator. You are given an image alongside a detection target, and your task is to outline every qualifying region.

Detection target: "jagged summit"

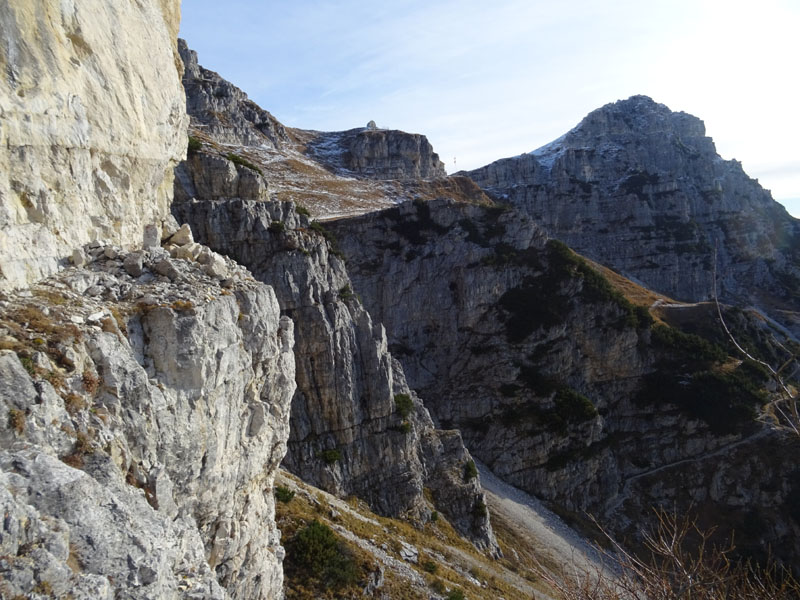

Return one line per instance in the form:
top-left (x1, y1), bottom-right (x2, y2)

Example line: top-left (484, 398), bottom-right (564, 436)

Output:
top-left (465, 96), bottom-right (800, 333)
top-left (569, 95), bottom-right (707, 141)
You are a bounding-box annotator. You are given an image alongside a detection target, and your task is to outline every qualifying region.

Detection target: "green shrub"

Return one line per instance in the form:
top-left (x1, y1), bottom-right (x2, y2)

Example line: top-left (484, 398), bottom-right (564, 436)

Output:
top-left (651, 324), bottom-right (727, 365)
top-left (473, 499), bottom-right (487, 517)
top-left (430, 511), bottom-right (438, 522)
top-left (394, 393), bottom-right (413, 418)
top-left (318, 449), bottom-right (342, 464)
top-left (225, 152), bottom-right (263, 175)
top-left (285, 520), bottom-right (359, 589)
top-left (310, 221), bottom-right (344, 259)
top-left (269, 221), bottom-right (285, 234)
top-left (554, 388), bottom-right (597, 423)
top-left (422, 559), bottom-right (438, 573)
top-left (464, 459), bottom-right (478, 481)
top-left (431, 579), bottom-right (447, 594)
top-left (295, 205), bottom-right (311, 217)
top-left (447, 588), bottom-right (466, 600)
top-left (399, 420), bottom-right (411, 434)
top-left (275, 485), bottom-right (295, 503)
top-left (187, 136), bottom-right (202, 155)
top-left (338, 285), bottom-right (355, 301)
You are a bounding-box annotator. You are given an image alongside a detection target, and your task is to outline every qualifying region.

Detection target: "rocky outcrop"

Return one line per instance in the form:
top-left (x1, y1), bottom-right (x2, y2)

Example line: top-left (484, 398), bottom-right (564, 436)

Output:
top-left (0, 238), bottom-right (295, 598)
top-left (173, 195), bottom-right (498, 552)
top-left (0, 0), bottom-right (188, 291)
top-left (308, 128), bottom-right (447, 180)
top-left (174, 151), bottom-right (270, 203)
top-left (330, 197), bottom-right (800, 568)
top-left (464, 96), bottom-right (800, 330)
top-left (178, 39), bottom-right (288, 149)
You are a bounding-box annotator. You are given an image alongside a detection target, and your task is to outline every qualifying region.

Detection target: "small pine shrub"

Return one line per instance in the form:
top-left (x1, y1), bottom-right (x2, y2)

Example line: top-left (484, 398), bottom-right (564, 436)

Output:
top-left (19, 355), bottom-right (35, 377)
top-left (187, 136), bottom-right (202, 155)
top-left (285, 520), bottom-right (360, 589)
top-left (319, 448), bottom-right (342, 464)
top-left (225, 152), bottom-right (263, 175)
top-left (399, 420), bottom-right (411, 434)
top-left (464, 459), bottom-right (478, 481)
top-left (269, 221), bottom-right (285, 234)
top-left (274, 485), bottom-right (295, 503)
top-left (447, 588), bottom-right (466, 600)
top-left (394, 393), bottom-right (413, 418)
top-left (430, 511), bottom-right (438, 523)
top-left (422, 559), bottom-right (438, 574)
top-left (296, 205), bottom-right (311, 217)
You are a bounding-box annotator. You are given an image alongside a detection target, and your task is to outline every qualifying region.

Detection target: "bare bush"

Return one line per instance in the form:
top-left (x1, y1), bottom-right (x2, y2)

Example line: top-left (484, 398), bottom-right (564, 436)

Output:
top-left (536, 510), bottom-right (799, 600)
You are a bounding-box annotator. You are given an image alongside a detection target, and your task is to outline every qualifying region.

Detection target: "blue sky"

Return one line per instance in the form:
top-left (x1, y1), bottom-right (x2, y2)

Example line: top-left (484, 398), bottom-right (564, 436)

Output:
top-left (180, 0), bottom-right (800, 215)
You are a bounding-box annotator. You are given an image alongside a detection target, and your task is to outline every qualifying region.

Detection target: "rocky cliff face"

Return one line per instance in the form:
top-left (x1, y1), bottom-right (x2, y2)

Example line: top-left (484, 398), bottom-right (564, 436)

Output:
top-left (172, 194), bottom-right (497, 553)
top-left (0, 0), bottom-right (188, 291)
top-left (0, 239), bottom-right (295, 599)
top-left (177, 40), bottom-right (288, 149)
top-left (464, 96), bottom-right (800, 330)
top-left (330, 197), bottom-right (800, 568)
top-left (309, 127), bottom-right (448, 180)
top-left (173, 43), bottom-right (499, 553)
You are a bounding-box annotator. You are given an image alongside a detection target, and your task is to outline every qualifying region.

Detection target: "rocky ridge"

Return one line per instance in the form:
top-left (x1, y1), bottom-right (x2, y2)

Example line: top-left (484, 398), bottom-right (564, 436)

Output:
top-left (0, 229), bottom-right (295, 599)
top-left (464, 95), bottom-right (800, 333)
top-left (172, 193), bottom-right (497, 554)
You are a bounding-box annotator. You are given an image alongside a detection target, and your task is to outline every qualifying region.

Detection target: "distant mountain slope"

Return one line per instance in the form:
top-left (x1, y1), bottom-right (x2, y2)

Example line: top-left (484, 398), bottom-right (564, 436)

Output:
top-left (464, 96), bottom-right (800, 334)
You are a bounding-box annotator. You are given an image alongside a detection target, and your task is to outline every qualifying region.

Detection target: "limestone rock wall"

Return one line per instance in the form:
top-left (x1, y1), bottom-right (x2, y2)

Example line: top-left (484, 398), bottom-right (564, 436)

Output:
top-left (173, 194), bottom-right (498, 553)
top-left (330, 197), bottom-right (800, 567)
top-left (0, 0), bottom-right (188, 291)
top-left (178, 39), bottom-right (288, 149)
top-left (0, 240), bottom-right (295, 598)
top-left (307, 127), bottom-right (448, 180)
top-left (464, 95), bottom-right (800, 331)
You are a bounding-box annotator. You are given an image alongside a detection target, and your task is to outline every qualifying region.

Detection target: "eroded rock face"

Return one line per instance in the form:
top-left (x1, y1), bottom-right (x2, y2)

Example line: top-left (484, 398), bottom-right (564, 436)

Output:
top-left (0, 242), bottom-right (295, 599)
top-left (0, 0), bottom-right (188, 291)
top-left (173, 197), bottom-right (498, 553)
top-left (178, 39), bottom-right (288, 149)
top-left (330, 197), bottom-right (800, 568)
top-left (308, 128), bottom-right (448, 180)
top-left (464, 95), bottom-right (800, 328)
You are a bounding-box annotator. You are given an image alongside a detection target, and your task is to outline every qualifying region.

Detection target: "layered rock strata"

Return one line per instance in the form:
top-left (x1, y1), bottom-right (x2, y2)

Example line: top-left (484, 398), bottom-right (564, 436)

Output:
top-left (0, 236), bottom-right (295, 598)
top-left (178, 39), bottom-right (288, 149)
top-left (465, 96), bottom-right (800, 330)
top-left (0, 0), bottom-right (187, 291)
top-left (173, 193), bottom-right (498, 553)
top-left (330, 197), bottom-right (800, 568)
top-left (308, 128), bottom-right (448, 180)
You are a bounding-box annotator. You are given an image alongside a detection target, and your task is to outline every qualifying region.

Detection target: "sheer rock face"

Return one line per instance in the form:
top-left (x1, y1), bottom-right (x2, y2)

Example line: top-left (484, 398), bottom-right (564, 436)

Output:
top-left (464, 96), bottom-right (800, 325)
top-left (330, 197), bottom-right (800, 567)
top-left (308, 128), bottom-right (448, 180)
top-left (0, 244), bottom-right (295, 599)
top-left (0, 0), bottom-right (188, 291)
top-left (173, 196), bottom-right (498, 553)
top-left (178, 39), bottom-right (288, 149)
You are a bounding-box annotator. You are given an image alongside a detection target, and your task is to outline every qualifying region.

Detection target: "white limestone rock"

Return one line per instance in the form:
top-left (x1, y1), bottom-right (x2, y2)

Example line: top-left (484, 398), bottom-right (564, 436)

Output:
top-left (0, 0), bottom-right (188, 291)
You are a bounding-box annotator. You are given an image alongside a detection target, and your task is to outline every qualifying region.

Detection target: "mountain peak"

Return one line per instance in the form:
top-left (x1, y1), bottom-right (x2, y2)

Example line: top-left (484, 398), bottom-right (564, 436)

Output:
top-left (566, 95), bottom-right (707, 144)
